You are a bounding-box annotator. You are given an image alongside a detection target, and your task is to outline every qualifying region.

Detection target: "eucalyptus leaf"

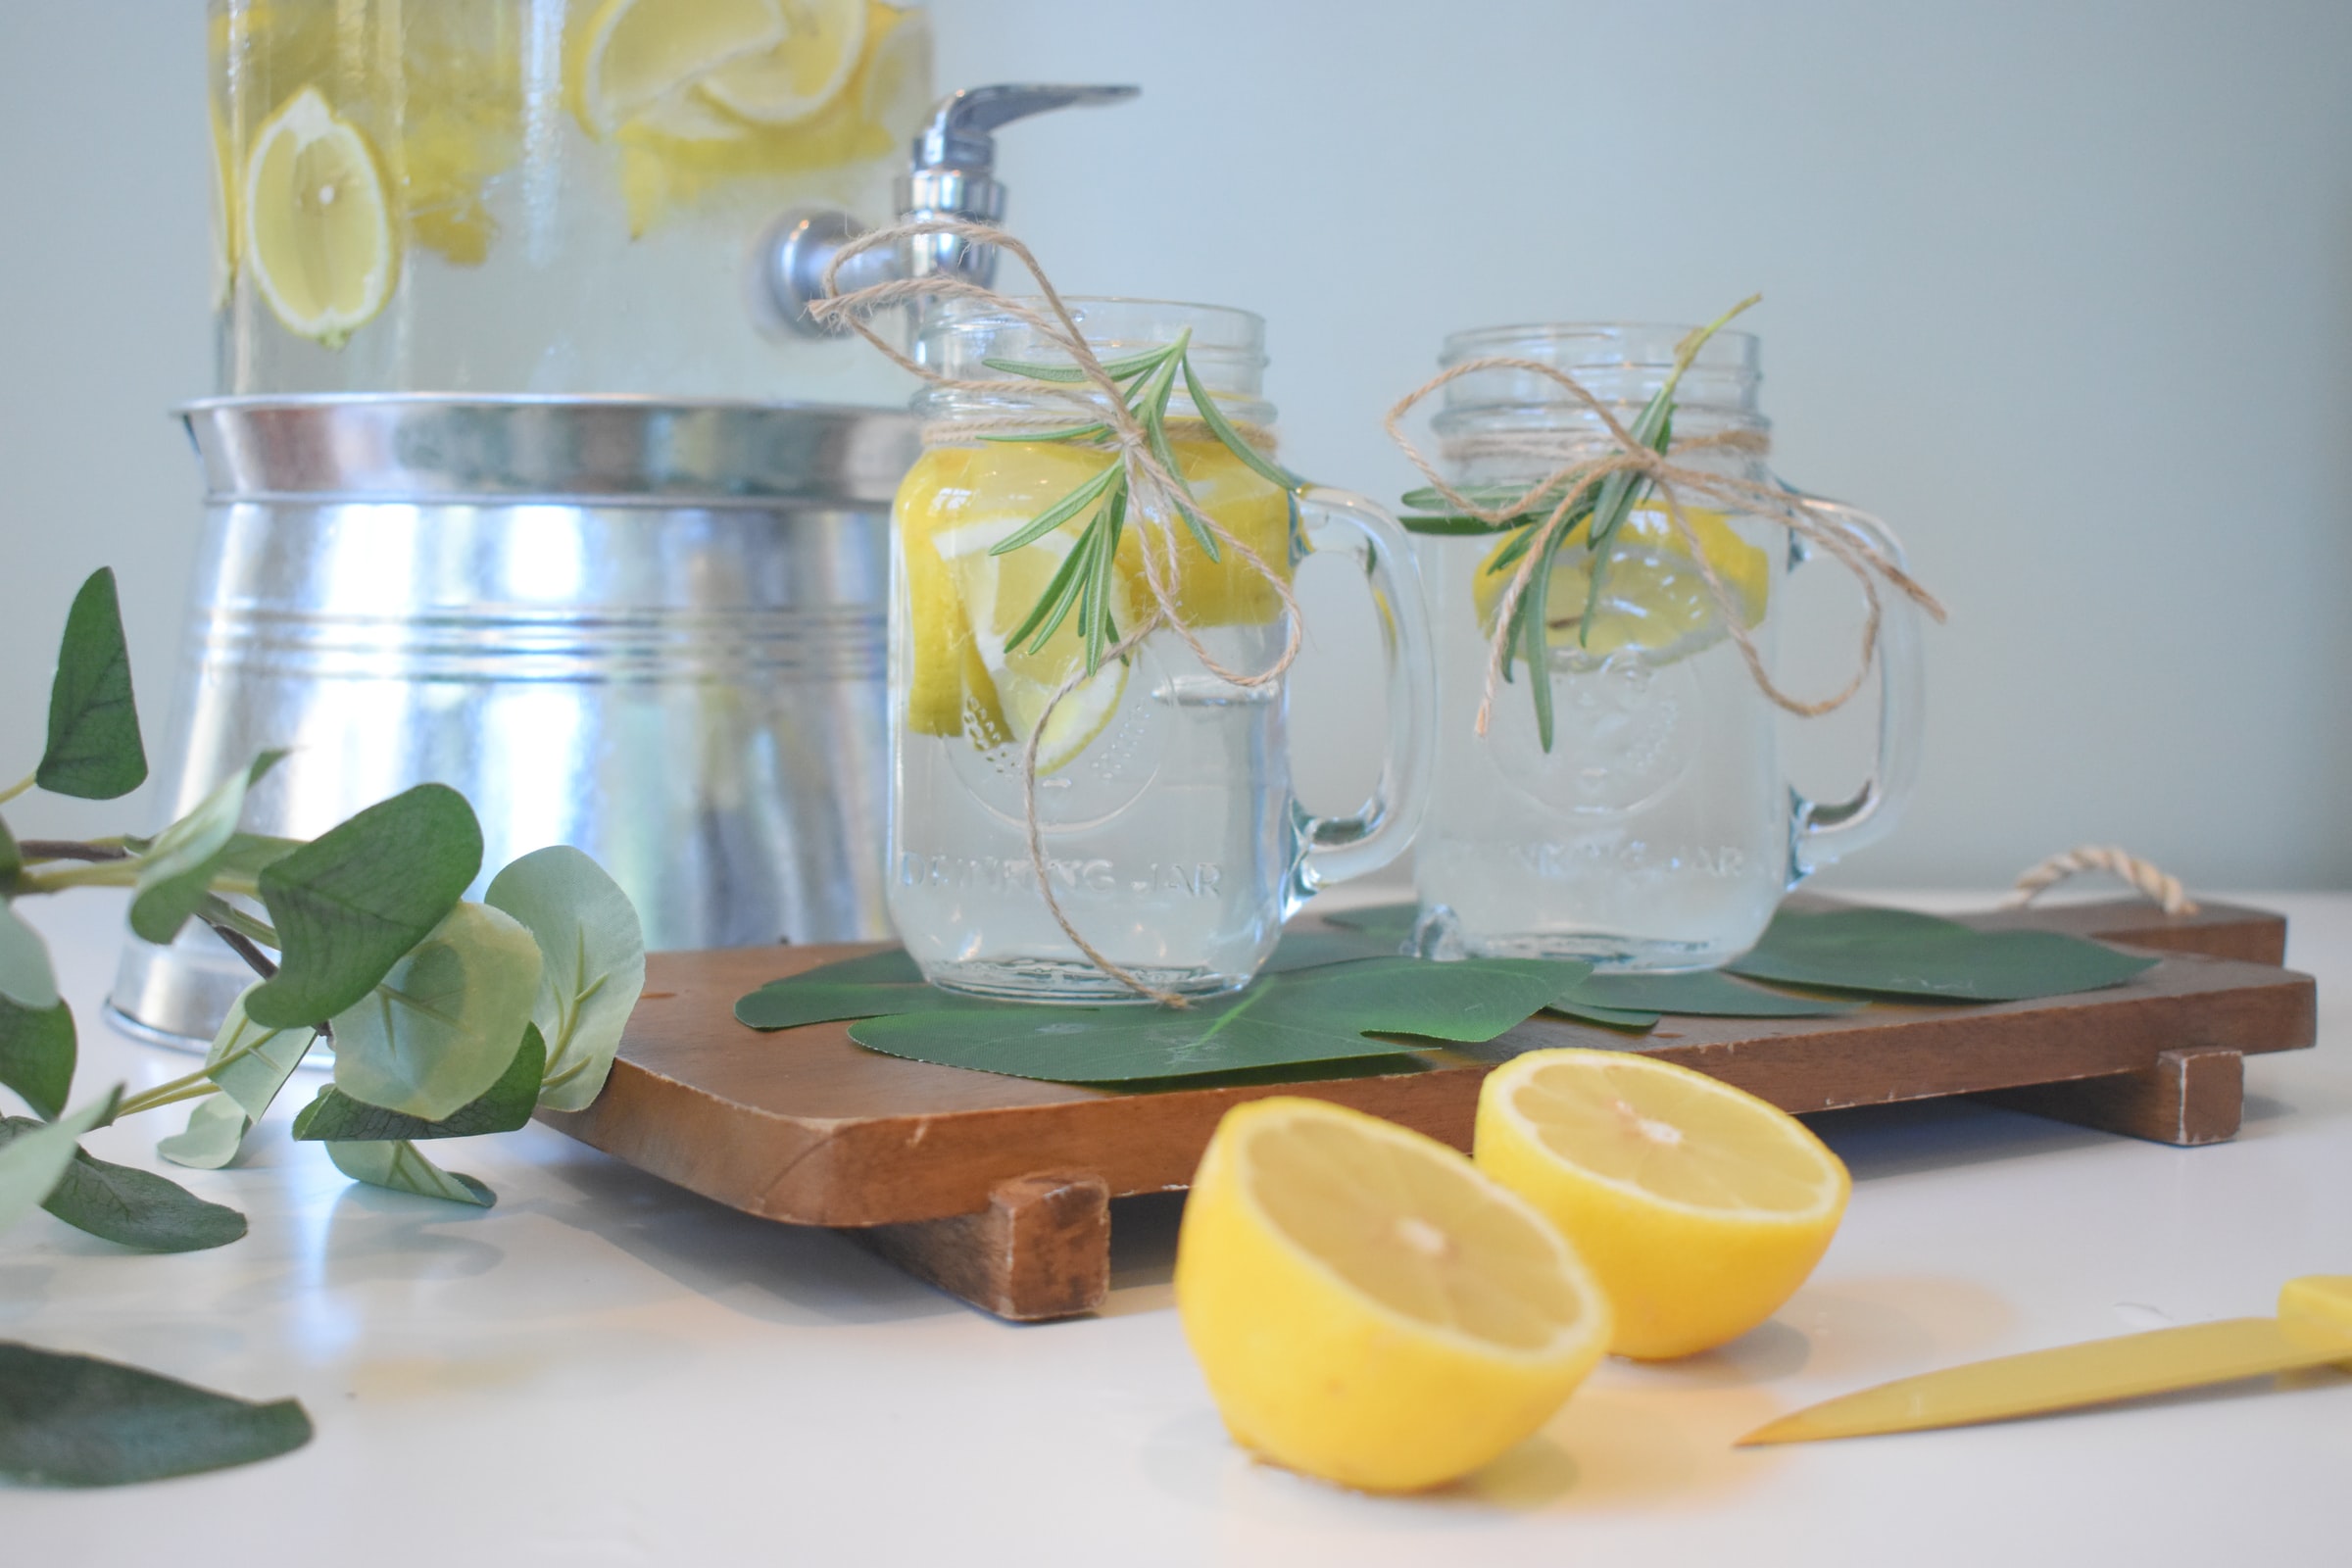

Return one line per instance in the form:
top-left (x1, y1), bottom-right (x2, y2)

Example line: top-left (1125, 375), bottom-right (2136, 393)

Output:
top-left (0, 814), bottom-right (20, 882)
top-left (0, 1089), bottom-right (120, 1239)
top-left (0, 903), bottom-right (59, 1010)
top-left (849, 958), bottom-right (1568, 1084)
top-left (0, 1342), bottom-right (311, 1487)
top-left (735, 948), bottom-right (987, 1032)
top-left (0, 996), bottom-right (74, 1121)
top-left (6, 1126), bottom-right (246, 1252)
top-left (245, 782), bottom-right (483, 1028)
top-left (294, 1026), bottom-right (542, 1141)
top-left (36, 567), bottom-right (147, 801)
top-left (156, 988), bottom-right (315, 1171)
top-left (485, 845), bottom-right (646, 1112)
top-left (326, 1139), bottom-right (495, 1207)
top-left (154, 1097), bottom-right (251, 1173)
top-left (326, 901), bottom-right (542, 1120)
top-left (1727, 907), bottom-right (2158, 1003)
top-left (128, 752), bottom-right (285, 946)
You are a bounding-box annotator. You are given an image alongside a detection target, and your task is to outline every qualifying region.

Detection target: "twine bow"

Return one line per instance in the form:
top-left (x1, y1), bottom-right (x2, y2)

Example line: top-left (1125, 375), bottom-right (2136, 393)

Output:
top-left (811, 221), bottom-right (1303, 1004)
top-left (1384, 358), bottom-right (1946, 736)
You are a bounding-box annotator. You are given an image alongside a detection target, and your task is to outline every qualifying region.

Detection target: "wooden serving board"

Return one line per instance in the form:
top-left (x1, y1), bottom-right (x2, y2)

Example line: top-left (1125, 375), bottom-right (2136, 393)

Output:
top-left (540, 899), bottom-right (2314, 1321)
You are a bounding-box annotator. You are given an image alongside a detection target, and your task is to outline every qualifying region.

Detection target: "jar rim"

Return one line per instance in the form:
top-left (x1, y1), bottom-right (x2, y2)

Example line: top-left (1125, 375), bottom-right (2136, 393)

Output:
top-left (924, 295), bottom-right (1267, 357)
top-left (1440, 321), bottom-right (1759, 370)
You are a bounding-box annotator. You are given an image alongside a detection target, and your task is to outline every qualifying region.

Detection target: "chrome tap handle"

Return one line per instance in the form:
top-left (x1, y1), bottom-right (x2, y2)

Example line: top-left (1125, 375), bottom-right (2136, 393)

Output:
top-left (764, 82), bottom-right (1140, 334)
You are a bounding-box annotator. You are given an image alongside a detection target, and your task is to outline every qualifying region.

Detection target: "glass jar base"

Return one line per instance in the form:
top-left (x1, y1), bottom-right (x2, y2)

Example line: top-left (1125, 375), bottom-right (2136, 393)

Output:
top-left (1413, 904), bottom-right (1744, 972)
top-left (918, 957), bottom-right (1250, 1005)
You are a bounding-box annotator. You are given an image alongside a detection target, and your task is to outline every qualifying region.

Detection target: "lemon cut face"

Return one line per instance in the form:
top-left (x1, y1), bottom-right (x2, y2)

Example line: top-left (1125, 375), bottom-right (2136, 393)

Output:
top-left (1475, 1050), bottom-right (1849, 1360)
top-left (1473, 504), bottom-right (1770, 664)
top-left (1176, 1098), bottom-right (1611, 1494)
top-left (242, 86), bottom-right (399, 346)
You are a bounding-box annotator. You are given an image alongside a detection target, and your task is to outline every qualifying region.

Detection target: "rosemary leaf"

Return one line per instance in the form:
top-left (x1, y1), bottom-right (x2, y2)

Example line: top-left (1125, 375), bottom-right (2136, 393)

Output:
top-left (1005, 522), bottom-right (1096, 653)
top-left (980, 422), bottom-right (1109, 445)
top-left (982, 345), bottom-right (1175, 384)
top-left (1183, 359), bottom-right (1293, 493)
top-left (988, 462), bottom-right (1122, 557)
top-left (1523, 530), bottom-right (1556, 751)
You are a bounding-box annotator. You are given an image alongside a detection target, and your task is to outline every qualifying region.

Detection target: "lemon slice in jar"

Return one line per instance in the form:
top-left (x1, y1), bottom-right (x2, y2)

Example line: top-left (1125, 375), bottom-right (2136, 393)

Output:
top-left (572, 0), bottom-right (787, 139)
top-left (1472, 503), bottom-right (1770, 663)
top-left (700, 0), bottom-right (867, 125)
top-left (242, 86), bottom-right (399, 347)
top-left (933, 514), bottom-right (1139, 777)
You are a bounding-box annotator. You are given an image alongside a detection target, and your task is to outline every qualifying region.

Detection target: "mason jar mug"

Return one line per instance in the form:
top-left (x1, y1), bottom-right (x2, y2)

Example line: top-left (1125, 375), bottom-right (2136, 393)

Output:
top-left (1409, 323), bottom-right (1924, 970)
top-left (889, 299), bottom-right (1434, 1001)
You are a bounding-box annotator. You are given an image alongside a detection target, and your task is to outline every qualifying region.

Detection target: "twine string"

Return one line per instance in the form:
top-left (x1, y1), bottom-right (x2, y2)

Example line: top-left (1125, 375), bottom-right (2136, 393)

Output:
top-left (2001, 846), bottom-right (2199, 916)
top-left (813, 221), bottom-right (1305, 1004)
top-left (1383, 357), bottom-right (1946, 736)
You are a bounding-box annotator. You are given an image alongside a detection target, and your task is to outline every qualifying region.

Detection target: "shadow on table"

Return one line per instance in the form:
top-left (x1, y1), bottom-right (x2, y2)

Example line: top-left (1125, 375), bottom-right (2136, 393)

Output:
top-left (1805, 1096), bottom-right (2113, 1181)
top-left (522, 1145), bottom-right (965, 1329)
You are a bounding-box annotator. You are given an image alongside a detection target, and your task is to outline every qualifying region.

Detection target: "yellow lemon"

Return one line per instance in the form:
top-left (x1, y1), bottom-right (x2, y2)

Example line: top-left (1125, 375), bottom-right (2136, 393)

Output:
top-left (1474, 1049), bottom-right (1849, 1360)
top-left (242, 87), bottom-right (399, 347)
top-left (208, 108), bottom-right (236, 311)
top-left (700, 0), bottom-right (866, 125)
top-left (1472, 503), bottom-right (1770, 662)
top-left (572, 0), bottom-right (787, 140)
top-left (895, 446), bottom-right (999, 740)
top-left (1177, 1097), bottom-right (1613, 1494)
top-left (1115, 435), bottom-right (1293, 629)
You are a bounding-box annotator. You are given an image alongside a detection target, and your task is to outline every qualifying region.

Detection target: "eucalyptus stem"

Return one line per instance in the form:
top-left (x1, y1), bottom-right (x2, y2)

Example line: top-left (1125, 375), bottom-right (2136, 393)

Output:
top-left (17, 838), bottom-right (129, 863)
top-left (15, 858), bottom-right (140, 894)
top-left (116, 1079), bottom-right (225, 1119)
top-left (195, 894), bottom-right (279, 954)
top-left (0, 771), bottom-right (32, 806)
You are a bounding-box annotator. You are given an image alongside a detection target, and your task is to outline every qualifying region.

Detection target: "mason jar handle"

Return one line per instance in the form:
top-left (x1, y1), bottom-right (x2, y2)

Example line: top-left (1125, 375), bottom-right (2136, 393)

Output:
top-left (1788, 497), bottom-right (1925, 877)
top-left (1287, 486), bottom-right (1436, 900)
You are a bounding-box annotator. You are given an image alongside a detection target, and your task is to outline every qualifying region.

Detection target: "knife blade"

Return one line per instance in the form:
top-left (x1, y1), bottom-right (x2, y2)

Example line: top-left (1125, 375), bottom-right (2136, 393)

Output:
top-left (1739, 1275), bottom-right (2352, 1446)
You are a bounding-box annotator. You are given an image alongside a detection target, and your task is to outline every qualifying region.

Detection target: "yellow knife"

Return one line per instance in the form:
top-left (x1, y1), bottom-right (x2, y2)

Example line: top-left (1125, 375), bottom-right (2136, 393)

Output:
top-left (1739, 1275), bottom-right (2352, 1446)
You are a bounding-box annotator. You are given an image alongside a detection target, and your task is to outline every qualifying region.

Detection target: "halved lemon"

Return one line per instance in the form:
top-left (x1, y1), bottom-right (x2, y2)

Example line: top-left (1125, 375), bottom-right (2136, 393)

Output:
top-left (1474, 1049), bottom-right (1849, 1360)
top-left (1473, 503), bottom-right (1770, 663)
top-left (1177, 1097), bottom-right (1613, 1493)
top-left (700, 0), bottom-right (866, 125)
top-left (242, 86), bottom-right (399, 347)
top-left (572, 0), bottom-right (787, 139)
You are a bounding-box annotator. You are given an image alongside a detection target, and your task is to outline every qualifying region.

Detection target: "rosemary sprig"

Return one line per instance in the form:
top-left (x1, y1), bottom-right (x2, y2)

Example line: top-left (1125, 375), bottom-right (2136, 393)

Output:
top-left (978, 328), bottom-right (1297, 675)
top-left (1397, 294), bottom-right (1761, 751)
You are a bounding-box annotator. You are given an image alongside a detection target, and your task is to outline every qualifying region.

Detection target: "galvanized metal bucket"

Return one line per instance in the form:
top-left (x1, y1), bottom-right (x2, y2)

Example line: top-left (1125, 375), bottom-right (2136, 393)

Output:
top-left (111, 395), bottom-right (917, 1047)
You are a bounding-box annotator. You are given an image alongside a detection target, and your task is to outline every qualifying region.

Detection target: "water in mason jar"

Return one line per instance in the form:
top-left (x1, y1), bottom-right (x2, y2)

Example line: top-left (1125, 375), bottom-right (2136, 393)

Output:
top-left (209, 0), bottom-right (931, 399)
top-left (1412, 522), bottom-right (1788, 970)
top-left (888, 440), bottom-right (1303, 1000)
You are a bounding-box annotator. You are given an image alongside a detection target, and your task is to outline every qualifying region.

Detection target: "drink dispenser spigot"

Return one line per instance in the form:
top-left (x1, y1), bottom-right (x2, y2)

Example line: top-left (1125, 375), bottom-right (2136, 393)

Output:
top-left (762, 83), bottom-right (1140, 332)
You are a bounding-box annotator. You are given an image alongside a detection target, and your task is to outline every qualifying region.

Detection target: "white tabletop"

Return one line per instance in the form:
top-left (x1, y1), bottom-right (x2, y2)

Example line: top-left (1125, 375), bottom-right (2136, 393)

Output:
top-left (8, 890), bottom-right (2348, 1565)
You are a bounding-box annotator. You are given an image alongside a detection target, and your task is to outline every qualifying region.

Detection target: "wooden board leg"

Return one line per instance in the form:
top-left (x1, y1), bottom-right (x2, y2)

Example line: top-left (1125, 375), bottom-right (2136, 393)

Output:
top-left (858, 1173), bottom-right (1110, 1322)
top-left (1977, 1047), bottom-right (2244, 1147)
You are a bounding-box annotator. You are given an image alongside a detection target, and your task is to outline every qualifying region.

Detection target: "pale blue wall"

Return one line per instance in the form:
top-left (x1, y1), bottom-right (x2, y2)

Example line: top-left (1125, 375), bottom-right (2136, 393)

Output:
top-left (3, 1), bottom-right (2346, 889)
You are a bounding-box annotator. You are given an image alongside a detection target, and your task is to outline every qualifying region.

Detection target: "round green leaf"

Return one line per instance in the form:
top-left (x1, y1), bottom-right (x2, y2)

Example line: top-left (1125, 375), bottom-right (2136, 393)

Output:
top-left (327, 902), bottom-right (542, 1120)
top-left (484, 846), bottom-right (646, 1112)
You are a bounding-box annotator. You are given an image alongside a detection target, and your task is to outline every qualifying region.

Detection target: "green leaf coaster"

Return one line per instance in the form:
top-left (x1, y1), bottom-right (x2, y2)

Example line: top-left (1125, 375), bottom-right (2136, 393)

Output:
top-left (847, 958), bottom-right (1572, 1085)
top-left (1728, 906), bottom-right (2157, 1002)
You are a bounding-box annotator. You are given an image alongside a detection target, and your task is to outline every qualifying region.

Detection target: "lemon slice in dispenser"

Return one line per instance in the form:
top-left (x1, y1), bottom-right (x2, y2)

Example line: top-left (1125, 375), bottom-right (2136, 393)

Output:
top-left (573, 0), bottom-right (787, 139)
top-left (242, 86), bottom-right (399, 347)
top-left (700, 0), bottom-right (868, 126)
top-left (934, 517), bottom-right (1138, 777)
top-left (858, 4), bottom-right (935, 141)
